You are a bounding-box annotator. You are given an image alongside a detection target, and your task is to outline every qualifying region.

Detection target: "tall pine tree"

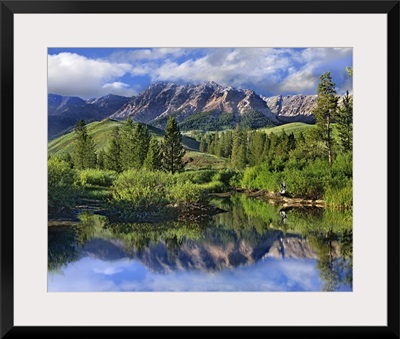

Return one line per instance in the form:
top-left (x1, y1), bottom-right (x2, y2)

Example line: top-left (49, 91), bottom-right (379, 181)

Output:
top-left (248, 131), bottom-right (266, 166)
top-left (72, 120), bottom-right (97, 170)
top-left (132, 123), bottom-right (151, 169)
top-left (97, 149), bottom-right (105, 170)
top-left (105, 138), bottom-right (121, 172)
top-left (336, 90), bottom-right (353, 152)
top-left (312, 72), bottom-right (339, 165)
top-left (161, 116), bottom-right (186, 174)
top-left (118, 118), bottom-right (136, 171)
top-left (231, 124), bottom-right (247, 169)
top-left (143, 137), bottom-right (162, 171)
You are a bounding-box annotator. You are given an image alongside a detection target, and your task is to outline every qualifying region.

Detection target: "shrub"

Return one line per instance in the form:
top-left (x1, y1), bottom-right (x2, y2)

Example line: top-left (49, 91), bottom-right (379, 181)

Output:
top-left (78, 169), bottom-right (117, 187)
top-left (111, 169), bottom-right (172, 208)
top-left (48, 157), bottom-right (77, 214)
top-left (176, 169), bottom-right (217, 184)
top-left (168, 181), bottom-right (207, 204)
top-left (324, 180), bottom-right (353, 209)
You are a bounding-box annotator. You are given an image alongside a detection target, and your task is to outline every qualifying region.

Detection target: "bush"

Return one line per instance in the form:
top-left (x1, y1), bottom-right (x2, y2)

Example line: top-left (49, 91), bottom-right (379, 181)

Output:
top-left (324, 180), bottom-right (353, 209)
top-left (211, 169), bottom-right (237, 186)
top-left (176, 169), bottom-right (217, 184)
top-left (78, 169), bottom-right (117, 187)
top-left (241, 165), bottom-right (279, 191)
top-left (168, 181), bottom-right (207, 204)
top-left (111, 170), bottom-right (173, 208)
top-left (48, 157), bottom-right (77, 215)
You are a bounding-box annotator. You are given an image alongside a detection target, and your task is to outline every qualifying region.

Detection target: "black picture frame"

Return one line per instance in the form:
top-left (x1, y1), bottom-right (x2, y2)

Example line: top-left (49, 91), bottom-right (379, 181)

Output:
top-left (1, 1), bottom-right (399, 338)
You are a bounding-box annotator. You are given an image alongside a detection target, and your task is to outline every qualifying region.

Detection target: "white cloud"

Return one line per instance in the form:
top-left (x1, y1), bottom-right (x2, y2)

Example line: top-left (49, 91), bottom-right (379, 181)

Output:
top-left (48, 52), bottom-right (134, 98)
top-left (136, 48), bottom-right (295, 94)
top-left (48, 48), bottom-right (352, 98)
top-left (111, 48), bottom-right (187, 61)
top-left (102, 82), bottom-right (137, 97)
top-left (279, 66), bottom-right (318, 93)
top-left (48, 256), bottom-right (324, 292)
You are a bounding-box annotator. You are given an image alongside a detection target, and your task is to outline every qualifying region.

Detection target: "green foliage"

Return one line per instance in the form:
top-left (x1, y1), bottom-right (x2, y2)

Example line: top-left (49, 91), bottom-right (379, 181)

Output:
top-left (239, 110), bottom-right (274, 129)
top-left (183, 151), bottom-right (228, 170)
top-left (72, 120), bottom-right (97, 170)
top-left (48, 157), bottom-right (78, 215)
top-left (161, 117), bottom-right (186, 174)
top-left (336, 90), bottom-right (353, 152)
top-left (312, 72), bottom-right (339, 165)
top-left (231, 125), bottom-right (247, 170)
top-left (241, 152), bottom-right (352, 205)
top-left (324, 184), bottom-right (352, 209)
top-left (48, 226), bottom-right (79, 273)
top-left (143, 137), bottom-right (162, 171)
top-left (168, 181), bottom-right (207, 204)
top-left (112, 170), bottom-right (173, 208)
top-left (77, 169), bottom-right (117, 187)
top-left (132, 123), bottom-right (151, 168)
top-left (345, 66), bottom-right (353, 77)
top-left (104, 137), bottom-right (121, 172)
top-left (118, 118), bottom-right (137, 170)
top-left (176, 169), bottom-right (217, 184)
top-left (259, 122), bottom-right (315, 137)
top-left (248, 131), bottom-right (266, 166)
top-left (241, 164), bottom-right (279, 191)
top-left (178, 110), bottom-right (236, 131)
top-left (199, 141), bottom-right (206, 153)
top-left (96, 149), bottom-right (105, 170)
top-left (48, 119), bottom-right (200, 157)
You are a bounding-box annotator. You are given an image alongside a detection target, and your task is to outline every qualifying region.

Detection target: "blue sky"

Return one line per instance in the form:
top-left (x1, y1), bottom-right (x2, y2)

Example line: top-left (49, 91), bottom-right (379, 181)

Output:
top-left (48, 256), bottom-right (349, 292)
top-left (48, 47), bottom-right (352, 99)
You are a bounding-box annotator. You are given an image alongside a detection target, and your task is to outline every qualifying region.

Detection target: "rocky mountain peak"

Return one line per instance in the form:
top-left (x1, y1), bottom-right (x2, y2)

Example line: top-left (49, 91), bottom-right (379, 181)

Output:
top-left (110, 81), bottom-right (278, 128)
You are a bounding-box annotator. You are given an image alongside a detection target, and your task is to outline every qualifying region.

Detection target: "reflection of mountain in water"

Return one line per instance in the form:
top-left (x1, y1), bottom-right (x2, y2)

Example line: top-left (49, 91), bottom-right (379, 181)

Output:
top-left (49, 194), bottom-right (352, 291)
top-left (78, 230), bottom-right (329, 274)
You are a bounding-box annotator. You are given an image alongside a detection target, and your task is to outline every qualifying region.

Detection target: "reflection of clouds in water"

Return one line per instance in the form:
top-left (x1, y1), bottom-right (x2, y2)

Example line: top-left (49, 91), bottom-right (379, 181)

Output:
top-left (48, 257), bottom-right (327, 292)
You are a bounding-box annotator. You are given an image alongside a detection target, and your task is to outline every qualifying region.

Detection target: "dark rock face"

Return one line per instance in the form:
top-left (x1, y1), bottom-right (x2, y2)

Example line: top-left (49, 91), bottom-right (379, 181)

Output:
top-left (48, 93), bottom-right (130, 138)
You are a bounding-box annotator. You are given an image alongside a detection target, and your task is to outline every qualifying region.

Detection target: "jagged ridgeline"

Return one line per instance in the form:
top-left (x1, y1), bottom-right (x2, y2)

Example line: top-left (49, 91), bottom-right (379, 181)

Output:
top-left (48, 81), bottom-right (318, 139)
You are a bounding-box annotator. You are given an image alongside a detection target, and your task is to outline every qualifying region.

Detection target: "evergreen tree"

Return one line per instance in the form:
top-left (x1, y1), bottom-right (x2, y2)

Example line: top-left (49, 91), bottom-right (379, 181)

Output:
top-left (208, 140), bottom-right (215, 155)
top-left (143, 137), bottom-right (162, 171)
top-left (105, 138), bottom-right (121, 172)
top-left (97, 149), bottom-right (105, 170)
top-left (336, 90), bottom-right (353, 152)
top-left (118, 118), bottom-right (136, 170)
top-left (161, 116), bottom-right (186, 174)
top-left (220, 130), bottom-right (233, 158)
top-left (132, 123), bottom-right (151, 169)
top-left (231, 124), bottom-right (247, 169)
top-left (60, 152), bottom-right (73, 168)
top-left (72, 120), bottom-right (97, 170)
top-left (212, 131), bottom-right (220, 156)
top-left (312, 72), bottom-right (339, 165)
top-left (199, 141), bottom-right (206, 153)
top-left (248, 131), bottom-right (266, 166)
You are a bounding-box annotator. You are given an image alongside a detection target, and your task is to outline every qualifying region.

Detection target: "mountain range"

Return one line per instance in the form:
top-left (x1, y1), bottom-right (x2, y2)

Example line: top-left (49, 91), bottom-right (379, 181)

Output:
top-left (48, 81), bottom-right (319, 139)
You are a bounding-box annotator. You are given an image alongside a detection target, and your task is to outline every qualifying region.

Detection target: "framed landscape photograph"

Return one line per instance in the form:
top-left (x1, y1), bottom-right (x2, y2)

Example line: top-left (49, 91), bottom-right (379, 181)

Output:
top-left (1, 0), bottom-right (399, 337)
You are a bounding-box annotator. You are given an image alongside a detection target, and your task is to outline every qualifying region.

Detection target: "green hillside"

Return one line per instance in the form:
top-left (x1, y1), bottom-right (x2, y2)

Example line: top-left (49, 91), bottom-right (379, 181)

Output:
top-left (258, 122), bottom-right (315, 136)
top-left (48, 119), bottom-right (200, 155)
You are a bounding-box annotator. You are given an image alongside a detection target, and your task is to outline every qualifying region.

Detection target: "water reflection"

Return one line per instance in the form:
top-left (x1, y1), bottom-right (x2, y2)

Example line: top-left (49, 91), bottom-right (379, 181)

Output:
top-left (48, 194), bottom-right (352, 291)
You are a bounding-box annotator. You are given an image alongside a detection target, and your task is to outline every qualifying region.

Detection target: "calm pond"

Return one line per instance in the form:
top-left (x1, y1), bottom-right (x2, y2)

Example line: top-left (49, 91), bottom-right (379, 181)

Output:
top-left (48, 194), bottom-right (352, 292)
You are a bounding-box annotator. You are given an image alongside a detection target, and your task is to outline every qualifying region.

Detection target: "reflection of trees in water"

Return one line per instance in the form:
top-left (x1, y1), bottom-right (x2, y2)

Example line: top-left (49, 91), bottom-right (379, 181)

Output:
top-left (48, 196), bottom-right (352, 287)
top-left (234, 198), bottom-right (353, 291)
top-left (48, 214), bottom-right (109, 274)
top-left (309, 228), bottom-right (353, 291)
top-left (48, 226), bottom-right (79, 274)
top-left (104, 220), bottom-right (208, 255)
